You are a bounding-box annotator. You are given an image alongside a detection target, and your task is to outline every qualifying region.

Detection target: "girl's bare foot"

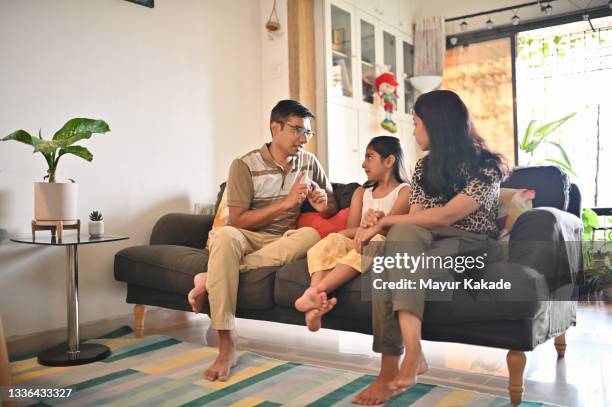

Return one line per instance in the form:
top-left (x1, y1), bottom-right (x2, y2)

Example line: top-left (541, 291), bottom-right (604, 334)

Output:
top-left (305, 297), bottom-right (337, 332)
top-left (188, 273), bottom-right (208, 313)
top-left (295, 285), bottom-right (327, 312)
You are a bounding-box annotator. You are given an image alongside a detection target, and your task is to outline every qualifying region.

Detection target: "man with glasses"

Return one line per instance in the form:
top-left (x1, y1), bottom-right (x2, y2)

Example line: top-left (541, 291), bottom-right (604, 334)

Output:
top-left (188, 100), bottom-right (338, 381)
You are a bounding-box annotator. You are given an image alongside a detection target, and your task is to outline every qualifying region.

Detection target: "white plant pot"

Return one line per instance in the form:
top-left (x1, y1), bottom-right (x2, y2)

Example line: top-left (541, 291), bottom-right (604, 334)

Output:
top-left (34, 182), bottom-right (78, 221)
top-left (89, 221), bottom-right (104, 237)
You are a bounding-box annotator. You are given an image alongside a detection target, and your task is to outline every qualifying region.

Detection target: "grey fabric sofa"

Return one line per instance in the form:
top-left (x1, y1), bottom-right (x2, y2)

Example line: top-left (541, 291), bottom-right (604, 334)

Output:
top-left (114, 165), bottom-right (582, 404)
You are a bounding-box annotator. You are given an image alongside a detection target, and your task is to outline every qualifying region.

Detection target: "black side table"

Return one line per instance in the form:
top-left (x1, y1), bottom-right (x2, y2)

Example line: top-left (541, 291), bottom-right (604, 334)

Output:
top-left (10, 234), bottom-right (129, 366)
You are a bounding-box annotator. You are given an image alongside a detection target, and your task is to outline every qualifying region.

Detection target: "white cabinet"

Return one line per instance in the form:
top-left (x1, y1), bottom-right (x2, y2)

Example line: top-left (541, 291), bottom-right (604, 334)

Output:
top-left (319, 0), bottom-right (419, 181)
top-left (327, 102), bottom-right (361, 184)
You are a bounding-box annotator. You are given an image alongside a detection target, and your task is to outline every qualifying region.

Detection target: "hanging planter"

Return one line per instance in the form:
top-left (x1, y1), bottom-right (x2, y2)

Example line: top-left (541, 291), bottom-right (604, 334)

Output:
top-left (265, 0), bottom-right (281, 32)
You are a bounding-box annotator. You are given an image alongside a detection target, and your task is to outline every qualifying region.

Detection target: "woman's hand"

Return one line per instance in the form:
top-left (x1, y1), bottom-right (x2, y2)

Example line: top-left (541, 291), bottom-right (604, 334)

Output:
top-left (360, 209), bottom-right (385, 228)
top-left (354, 224), bottom-right (383, 254)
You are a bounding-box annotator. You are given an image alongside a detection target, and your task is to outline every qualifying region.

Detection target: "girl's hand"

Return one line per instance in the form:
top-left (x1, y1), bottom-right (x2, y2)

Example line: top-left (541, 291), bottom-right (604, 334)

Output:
top-left (307, 182), bottom-right (328, 212)
top-left (354, 224), bottom-right (382, 254)
top-left (361, 209), bottom-right (385, 228)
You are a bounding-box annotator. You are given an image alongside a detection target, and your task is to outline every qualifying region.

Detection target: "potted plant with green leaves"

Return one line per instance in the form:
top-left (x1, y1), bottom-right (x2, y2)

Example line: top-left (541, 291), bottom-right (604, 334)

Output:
top-left (2, 118), bottom-right (110, 221)
top-left (88, 210), bottom-right (104, 237)
top-left (582, 208), bottom-right (612, 301)
top-left (519, 112), bottom-right (576, 176)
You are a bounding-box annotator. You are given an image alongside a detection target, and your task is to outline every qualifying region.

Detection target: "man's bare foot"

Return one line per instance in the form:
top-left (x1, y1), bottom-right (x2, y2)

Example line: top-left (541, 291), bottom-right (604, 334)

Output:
top-left (188, 273), bottom-right (207, 313)
top-left (203, 348), bottom-right (238, 382)
top-left (388, 349), bottom-right (427, 391)
top-left (352, 377), bottom-right (399, 405)
top-left (305, 297), bottom-right (337, 332)
top-left (295, 285), bottom-right (327, 312)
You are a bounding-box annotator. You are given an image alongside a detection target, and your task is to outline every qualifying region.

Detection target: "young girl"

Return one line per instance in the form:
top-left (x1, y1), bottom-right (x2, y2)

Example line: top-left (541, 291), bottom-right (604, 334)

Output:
top-left (352, 90), bottom-right (508, 405)
top-left (294, 136), bottom-right (412, 332)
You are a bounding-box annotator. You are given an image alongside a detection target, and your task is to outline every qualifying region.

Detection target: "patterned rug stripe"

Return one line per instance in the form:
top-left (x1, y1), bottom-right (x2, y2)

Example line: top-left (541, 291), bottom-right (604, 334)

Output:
top-left (218, 364), bottom-right (360, 406)
top-left (71, 369), bottom-right (139, 392)
top-left (254, 402), bottom-right (282, 407)
top-left (179, 362), bottom-right (301, 407)
top-left (97, 325), bottom-right (134, 339)
top-left (305, 375), bottom-right (375, 406)
top-left (385, 383), bottom-right (436, 406)
top-left (102, 338), bottom-right (181, 363)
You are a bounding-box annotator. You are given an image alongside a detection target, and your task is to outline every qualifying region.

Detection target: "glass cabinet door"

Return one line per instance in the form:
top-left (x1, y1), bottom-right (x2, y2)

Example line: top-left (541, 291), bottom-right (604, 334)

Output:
top-left (331, 5), bottom-right (353, 98)
top-left (383, 31), bottom-right (397, 76)
top-left (360, 19), bottom-right (376, 104)
top-left (403, 40), bottom-right (414, 113)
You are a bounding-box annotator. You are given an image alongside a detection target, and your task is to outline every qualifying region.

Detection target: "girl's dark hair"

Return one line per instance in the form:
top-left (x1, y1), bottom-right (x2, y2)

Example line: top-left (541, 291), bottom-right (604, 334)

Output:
top-left (363, 136), bottom-right (411, 189)
top-left (413, 90), bottom-right (508, 200)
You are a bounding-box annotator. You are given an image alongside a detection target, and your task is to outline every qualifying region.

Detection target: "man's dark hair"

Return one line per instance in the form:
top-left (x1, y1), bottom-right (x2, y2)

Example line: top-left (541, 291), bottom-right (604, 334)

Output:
top-left (270, 100), bottom-right (315, 124)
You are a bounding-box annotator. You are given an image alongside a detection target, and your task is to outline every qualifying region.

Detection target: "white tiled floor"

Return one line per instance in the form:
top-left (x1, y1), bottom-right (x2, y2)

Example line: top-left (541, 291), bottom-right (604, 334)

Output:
top-left (141, 302), bottom-right (612, 407)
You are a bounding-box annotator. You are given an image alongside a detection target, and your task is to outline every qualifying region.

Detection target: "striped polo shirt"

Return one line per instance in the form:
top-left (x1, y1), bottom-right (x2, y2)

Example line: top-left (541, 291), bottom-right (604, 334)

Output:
top-left (224, 143), bottom-right (332, 235)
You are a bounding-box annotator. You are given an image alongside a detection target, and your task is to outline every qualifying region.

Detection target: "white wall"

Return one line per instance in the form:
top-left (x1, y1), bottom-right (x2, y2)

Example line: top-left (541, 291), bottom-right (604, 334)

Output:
top-left (418, 0), bottom-right (609, 35)
top-left (0, 0), bottom-right (281, 339)
top-left (260, 0), bottom-right (290, 139)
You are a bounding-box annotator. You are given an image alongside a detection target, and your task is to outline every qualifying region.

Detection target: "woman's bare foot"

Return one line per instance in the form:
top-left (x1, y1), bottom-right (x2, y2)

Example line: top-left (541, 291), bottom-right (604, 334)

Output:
top-left (418, 353), bottom-right (428, 375)
top-left (305, 297), bottom-right (337, 332)
top-left (188, 273), bottom-right (208, 313)
top-left (388, 348), bottom-right (427, 391)
top-left (295, 286), bottom-right (327, 312)
top-left (352, 377), bottom-right (399, 405)
top-left (352, 355), bottom-right (400, 405)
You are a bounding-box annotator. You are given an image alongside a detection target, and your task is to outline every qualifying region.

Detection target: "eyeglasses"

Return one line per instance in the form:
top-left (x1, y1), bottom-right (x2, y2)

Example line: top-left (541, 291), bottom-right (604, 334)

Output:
top-left (283, 122), bottom-right (316, 141)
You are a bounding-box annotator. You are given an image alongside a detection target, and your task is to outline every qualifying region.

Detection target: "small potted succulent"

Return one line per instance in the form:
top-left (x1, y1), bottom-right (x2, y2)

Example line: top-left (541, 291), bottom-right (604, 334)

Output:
top-left (89, 210), bottom-right (104, 237)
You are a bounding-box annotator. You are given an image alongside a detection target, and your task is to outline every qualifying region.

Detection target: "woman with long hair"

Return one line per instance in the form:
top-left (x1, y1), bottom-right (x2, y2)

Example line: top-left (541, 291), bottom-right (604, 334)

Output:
top-left (352, 90), bottom-right (508, 405)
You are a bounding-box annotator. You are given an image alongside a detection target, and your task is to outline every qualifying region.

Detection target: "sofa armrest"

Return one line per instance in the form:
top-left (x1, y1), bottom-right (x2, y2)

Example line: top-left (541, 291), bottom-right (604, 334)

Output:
top-left (150, 213), bottom-right (214, 248)
top-left (509, 207), bottom-right (583, 294)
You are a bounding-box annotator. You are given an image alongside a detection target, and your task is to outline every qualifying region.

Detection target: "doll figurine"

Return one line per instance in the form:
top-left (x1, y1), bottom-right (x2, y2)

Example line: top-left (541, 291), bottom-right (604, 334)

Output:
top-left (375, 72), bottom-right (399, 133)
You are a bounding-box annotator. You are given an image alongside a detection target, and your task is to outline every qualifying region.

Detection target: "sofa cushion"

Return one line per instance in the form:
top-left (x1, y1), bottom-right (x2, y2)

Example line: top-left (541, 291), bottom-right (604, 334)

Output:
top-left (114, 245), bottom-right (209, 295)
top-left (115, 245), bottom-right (278, 310)
top-left (297, 208), bottom-right (350, 238)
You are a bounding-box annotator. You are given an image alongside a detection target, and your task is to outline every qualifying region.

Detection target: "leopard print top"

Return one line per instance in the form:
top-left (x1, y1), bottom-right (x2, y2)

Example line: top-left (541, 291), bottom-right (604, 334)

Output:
top-left (409, 158), bottom-right (501, 237)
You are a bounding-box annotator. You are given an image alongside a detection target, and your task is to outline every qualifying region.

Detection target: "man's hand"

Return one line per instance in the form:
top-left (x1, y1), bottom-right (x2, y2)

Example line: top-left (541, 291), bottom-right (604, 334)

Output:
top-left (284, 170), bottom-right (310, 210)
top-left (360, 209), bottom-right (385, 228)
top-left (307, 181), bottom-right (328, 213)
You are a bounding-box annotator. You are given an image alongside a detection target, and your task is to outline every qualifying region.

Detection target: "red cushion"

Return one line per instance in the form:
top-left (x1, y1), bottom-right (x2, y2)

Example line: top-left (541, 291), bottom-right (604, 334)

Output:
top-left (297, 208), bottom-right (351, 238)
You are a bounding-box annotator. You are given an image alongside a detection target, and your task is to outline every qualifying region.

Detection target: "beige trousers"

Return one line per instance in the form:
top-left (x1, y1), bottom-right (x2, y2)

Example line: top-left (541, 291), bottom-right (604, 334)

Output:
top-left (206, 225), bottom-right (320, 330)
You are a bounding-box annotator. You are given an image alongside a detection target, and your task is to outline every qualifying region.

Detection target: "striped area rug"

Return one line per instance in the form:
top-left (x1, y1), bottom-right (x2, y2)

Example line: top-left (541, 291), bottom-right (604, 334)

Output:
top-left (11, 327), bottom-right (555, 406)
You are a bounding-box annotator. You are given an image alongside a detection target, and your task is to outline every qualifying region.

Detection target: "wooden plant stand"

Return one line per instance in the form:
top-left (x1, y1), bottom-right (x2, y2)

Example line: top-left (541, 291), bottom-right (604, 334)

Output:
top-left (32, 219), bottom-right (80, 241)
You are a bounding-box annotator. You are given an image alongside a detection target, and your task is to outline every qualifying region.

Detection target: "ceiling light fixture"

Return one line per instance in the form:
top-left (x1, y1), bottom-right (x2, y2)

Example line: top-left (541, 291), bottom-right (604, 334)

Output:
top-left (486, 16), bottom-right (494, 30)
top-left (609, 0), bottom-right (612, 10)
top-left (511, 10), bottom-right (520, 26)
top-left (450, 36), bottom-right (458, 45)
top-left (460, 19), bottom-right (468, 31)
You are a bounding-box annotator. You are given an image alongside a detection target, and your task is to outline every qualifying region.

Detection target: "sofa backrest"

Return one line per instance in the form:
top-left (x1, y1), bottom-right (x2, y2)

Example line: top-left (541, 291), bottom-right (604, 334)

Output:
top-left (214, 165), bottom-right (580, 216)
